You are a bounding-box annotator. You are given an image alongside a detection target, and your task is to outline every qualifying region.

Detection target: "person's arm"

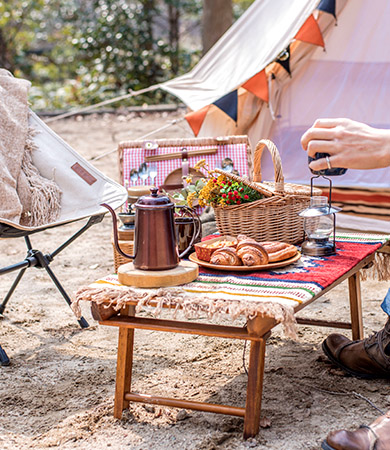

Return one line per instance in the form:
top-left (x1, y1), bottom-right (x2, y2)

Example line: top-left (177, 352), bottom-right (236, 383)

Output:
top-left (301, 118), bottom-right (390, 171)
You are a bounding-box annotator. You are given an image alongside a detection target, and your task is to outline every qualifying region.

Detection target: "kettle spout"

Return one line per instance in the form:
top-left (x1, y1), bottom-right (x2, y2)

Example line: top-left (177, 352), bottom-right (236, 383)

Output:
top-left (101, 203), bottom-right (135, 261)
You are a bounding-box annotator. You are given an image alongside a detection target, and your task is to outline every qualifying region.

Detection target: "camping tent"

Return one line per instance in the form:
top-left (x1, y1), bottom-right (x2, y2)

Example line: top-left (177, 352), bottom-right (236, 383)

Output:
top-left (160, 0), bottom-right (390, 232)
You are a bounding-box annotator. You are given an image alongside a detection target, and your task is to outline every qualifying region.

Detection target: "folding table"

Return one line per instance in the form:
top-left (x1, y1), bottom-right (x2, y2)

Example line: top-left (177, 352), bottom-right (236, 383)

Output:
top-left (73, 233), bottom-right (389, 438)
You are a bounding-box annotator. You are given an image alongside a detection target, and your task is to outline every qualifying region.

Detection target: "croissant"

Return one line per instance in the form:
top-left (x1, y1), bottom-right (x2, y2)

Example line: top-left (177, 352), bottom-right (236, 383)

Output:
top-left (237, 234), bottom-right (257, 244)
top-left (260, 241), bottom-right (297, 262)
top-left (236, 241), bottom-right (269, 266)
top-left (210, 247), bottom-right (242, 266)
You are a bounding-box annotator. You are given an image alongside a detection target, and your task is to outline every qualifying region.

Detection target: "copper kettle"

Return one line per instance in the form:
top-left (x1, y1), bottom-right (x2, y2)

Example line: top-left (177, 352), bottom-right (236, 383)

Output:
top-left (102, 187), bottom-right (200, 271)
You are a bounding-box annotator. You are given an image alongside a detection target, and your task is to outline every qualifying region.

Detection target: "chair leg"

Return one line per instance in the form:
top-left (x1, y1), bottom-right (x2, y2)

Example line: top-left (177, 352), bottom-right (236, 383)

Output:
top-left (0, 268), bottom-right (27, 315)
top-left (0, 344), bottom-right (10, 366)
top-left (43, 263), bottom-right (89, 328)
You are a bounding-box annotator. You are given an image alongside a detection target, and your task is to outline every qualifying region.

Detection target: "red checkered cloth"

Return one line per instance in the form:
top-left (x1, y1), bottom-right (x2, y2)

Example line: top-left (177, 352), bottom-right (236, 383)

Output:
top-left (122, 141), bottom-right (250, 188)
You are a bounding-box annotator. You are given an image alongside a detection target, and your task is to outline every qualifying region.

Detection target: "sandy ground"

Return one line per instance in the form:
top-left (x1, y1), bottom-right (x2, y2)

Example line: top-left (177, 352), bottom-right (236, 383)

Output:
top-left (1, 111), bottom-right (390, 450)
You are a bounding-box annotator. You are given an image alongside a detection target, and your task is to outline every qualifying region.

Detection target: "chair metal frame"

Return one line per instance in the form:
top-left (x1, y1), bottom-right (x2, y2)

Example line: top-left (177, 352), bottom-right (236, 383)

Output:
top-left (0, 213), bottom-right (106, 365)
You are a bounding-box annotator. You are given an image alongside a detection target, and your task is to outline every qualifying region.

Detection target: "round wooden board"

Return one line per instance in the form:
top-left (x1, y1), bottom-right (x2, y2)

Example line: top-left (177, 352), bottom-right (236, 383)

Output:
top-left (118, 260), bottom-right (199, 287)
top-left (188, 251), bottom-right (301, 271)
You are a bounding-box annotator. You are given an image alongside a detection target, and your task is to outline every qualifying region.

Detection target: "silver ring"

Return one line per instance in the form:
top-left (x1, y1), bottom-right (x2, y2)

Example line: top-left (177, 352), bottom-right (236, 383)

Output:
top-left (326, 156), bottom-right (332, 170)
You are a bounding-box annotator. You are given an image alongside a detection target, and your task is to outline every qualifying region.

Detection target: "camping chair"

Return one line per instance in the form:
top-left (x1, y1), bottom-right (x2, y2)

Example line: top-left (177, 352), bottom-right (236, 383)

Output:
top-left (0, 112), bottom-right (127, 366)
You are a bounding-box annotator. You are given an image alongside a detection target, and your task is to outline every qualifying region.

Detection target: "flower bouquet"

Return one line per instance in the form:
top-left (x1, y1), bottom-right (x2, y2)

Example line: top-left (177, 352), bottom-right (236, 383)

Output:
top-left (168, 159), bottom-right (264, 209)
top-left (168, 138), bottom-right (319, 244)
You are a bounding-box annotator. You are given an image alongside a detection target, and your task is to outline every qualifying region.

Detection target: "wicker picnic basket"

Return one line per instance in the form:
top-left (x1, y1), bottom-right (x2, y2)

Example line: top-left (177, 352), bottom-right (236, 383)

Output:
top-left (111, 228), bottom-right (134, 272)
top-left (214, 139), bottom-right (321, 244)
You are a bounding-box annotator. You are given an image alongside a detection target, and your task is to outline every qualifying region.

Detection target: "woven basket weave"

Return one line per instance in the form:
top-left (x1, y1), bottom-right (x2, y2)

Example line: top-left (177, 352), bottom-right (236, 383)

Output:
top-left (111, 235), bottom-right (134, 273)
top-left (214, 139), bottom-right (321, 244)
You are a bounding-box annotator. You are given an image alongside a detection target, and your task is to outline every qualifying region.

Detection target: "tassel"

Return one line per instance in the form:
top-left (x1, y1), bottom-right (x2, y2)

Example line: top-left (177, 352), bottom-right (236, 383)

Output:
top-left (361, 252), bottom-right (390, 282)
top-left (20, 126), bottom-right (62, 226)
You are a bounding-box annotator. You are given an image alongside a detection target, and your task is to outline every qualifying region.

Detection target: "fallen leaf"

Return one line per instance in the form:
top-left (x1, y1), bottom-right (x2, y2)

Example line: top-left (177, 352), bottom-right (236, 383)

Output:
top-left (260, 417), bottom-right (271, 428)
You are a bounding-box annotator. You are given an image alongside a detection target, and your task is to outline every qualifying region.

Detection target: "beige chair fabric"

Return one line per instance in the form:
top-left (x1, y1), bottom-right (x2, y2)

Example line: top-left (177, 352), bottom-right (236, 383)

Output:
top-left (0, 111), bottom-right (127, 231)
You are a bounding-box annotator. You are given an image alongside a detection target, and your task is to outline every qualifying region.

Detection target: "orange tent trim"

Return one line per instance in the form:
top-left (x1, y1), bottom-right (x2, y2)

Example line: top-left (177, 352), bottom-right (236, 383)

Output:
top-left (242, 69), bottom-right (269, 103)
top-left (295, 14), bottom-right (325, 48)
top-left (185, 105), bottom-right (210, 136)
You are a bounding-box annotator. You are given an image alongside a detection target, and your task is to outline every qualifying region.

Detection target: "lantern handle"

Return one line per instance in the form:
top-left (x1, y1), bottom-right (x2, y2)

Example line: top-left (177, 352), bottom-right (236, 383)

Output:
top-left (310, 175), bottom-right (333, 208)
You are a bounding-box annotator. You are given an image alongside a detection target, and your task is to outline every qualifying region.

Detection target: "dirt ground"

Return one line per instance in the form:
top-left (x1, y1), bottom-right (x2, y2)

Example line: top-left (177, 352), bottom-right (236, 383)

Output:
top-left (1, 111), bottom-right (390, 450)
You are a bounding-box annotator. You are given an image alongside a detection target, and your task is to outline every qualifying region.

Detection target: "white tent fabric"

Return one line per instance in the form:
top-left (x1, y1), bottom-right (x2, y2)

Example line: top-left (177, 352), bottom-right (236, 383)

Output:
top-left (267, 0), bottom-right (390, 189)
top-left (161, 0), bottom-right (390, 233)
top-left (161, 0), bottom-right (320, 111)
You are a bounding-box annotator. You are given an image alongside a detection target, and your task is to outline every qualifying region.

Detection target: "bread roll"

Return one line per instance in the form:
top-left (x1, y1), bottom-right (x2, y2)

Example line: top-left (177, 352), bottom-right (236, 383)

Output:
top-left (260, 241), bottom-right (297, 262)
top-left (236, 241), bottom-right (269, 266)
top-left (210, 247), bottom-right (242, 266)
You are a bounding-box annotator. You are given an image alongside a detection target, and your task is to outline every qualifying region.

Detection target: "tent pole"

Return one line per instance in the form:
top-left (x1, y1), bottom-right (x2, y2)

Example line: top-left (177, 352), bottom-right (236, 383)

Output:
top-left (90, 117), bottom-right (186, 162)
top-left (45, 84), bottom-right (161, 123)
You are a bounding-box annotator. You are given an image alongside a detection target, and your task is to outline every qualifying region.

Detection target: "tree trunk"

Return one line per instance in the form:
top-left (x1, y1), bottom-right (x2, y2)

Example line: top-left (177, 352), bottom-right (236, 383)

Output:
top-left (0, 29), bottom-right (12, 71)
top-left (143, 0), bottom-right (156, 50)
top-left (202, 0), bottom-right (233, 55)
top-left (168, 4), bottom-right (180, 74)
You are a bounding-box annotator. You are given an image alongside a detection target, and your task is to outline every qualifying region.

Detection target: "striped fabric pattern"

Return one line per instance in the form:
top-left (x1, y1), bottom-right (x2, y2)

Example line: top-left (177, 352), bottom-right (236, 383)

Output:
top-left (88, 233), bottom-right (389, 313)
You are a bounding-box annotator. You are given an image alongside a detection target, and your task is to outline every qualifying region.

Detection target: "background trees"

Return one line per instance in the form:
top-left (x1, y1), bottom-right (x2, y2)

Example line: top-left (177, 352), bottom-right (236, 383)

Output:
top-left (202, 0), bottom-right (232, 55)
top-left (0, 0), bottom-right (254, 110)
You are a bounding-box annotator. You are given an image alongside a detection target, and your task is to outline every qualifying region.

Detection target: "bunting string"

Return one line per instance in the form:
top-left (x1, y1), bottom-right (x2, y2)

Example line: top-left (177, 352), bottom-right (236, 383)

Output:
top-left (181, 5), bottom-right (330, 137)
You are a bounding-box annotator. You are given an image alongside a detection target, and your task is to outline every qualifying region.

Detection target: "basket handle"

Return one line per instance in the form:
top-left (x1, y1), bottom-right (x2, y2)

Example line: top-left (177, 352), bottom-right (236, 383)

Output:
top-left (253, 139), bottom-right (284, 194)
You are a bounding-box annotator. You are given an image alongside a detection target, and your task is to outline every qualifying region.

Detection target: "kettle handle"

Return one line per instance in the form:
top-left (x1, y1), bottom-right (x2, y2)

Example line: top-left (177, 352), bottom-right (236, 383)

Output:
top-left (176, 206), bottom-right (201, 259)
top-left (101, 203), bottom-right (135, 261)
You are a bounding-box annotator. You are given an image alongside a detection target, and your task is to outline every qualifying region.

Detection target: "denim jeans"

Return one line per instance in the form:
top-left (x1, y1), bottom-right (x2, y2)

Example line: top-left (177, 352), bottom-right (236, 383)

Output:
top-left (381, 288), bottom-right (390, 316)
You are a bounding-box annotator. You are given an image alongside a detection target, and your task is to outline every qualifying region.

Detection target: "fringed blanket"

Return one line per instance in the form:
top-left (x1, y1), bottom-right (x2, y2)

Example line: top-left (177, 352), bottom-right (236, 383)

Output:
top-left (0, 69), bottom-right (62, 226)
top-left (73, 232), bottom-right (389, 339)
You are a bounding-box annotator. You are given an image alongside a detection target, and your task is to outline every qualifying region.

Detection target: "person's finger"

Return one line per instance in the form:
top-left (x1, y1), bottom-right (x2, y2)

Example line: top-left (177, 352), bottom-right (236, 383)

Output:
top-left (301, 128), bottom-right (336, 151)
top-left (306, 140), bottom-right (335, 157)
top-left (312, 118), bottom-right (344, 129)
top-left (308, 157), bottom-right (328, 171)
top-left (308, 154), bottom-right (345, 171)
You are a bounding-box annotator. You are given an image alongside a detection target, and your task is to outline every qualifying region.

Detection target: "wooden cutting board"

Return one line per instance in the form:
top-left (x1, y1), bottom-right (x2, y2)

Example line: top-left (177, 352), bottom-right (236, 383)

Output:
top-left (118, 260), bottom-right (199, 288)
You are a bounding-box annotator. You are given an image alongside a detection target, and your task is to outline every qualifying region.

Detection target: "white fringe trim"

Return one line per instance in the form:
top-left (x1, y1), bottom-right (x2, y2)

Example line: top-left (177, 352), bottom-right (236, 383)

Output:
top-left (73, 286), bottom-right (297, 339)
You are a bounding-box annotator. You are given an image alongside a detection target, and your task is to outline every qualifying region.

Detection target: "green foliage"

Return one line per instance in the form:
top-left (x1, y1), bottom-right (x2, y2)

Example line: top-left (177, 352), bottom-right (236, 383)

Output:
top-left (0, 0), bottom-right (253, 111)
top-left (169, 177), bottom-right (207, 207)
top-left (219, 180), bottom-right (262, 205)
top-left (233, 0), bottom-right (256, 18)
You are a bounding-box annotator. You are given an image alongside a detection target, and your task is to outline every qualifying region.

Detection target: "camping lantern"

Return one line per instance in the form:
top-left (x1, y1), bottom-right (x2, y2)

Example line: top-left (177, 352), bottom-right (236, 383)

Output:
top-left (299, 176), bottom-right (341, 256)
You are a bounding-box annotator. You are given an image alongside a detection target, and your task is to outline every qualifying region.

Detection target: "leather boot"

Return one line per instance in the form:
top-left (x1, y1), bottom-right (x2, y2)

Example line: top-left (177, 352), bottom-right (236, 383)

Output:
top-left (322, 318), bottom-right (390, 379)
top-left (322, 411), bottom-right (390, 449)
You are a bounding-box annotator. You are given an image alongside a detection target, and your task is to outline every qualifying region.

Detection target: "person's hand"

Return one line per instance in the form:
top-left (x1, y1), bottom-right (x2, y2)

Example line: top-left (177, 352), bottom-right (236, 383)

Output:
top-left (301, 118), bottom-right (390, 171)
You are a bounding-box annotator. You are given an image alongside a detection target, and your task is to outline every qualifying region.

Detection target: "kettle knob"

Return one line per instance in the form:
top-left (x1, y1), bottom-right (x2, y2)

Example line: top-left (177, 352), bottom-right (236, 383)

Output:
top-left (150, 186), bottom-right (159, 197)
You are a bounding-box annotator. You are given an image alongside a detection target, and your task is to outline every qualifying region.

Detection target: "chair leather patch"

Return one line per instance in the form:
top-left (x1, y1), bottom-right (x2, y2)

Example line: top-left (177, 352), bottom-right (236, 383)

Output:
top-left (71, 163), bottom-right (97, 185)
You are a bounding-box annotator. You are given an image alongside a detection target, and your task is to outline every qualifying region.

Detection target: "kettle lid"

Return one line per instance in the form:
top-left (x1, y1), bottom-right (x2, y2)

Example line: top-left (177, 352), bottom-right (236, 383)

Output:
top-left (136, 187), bottom-right (174, 207)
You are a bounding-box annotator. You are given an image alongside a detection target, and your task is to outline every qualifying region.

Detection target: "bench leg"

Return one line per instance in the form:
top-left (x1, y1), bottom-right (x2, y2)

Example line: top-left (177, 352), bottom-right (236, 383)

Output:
top-left (348, 273), bottom-right (363, 340)
top-left (114, 309), bottom-right (135, 419)
top-left (243, 336), bottom-right (267, 439)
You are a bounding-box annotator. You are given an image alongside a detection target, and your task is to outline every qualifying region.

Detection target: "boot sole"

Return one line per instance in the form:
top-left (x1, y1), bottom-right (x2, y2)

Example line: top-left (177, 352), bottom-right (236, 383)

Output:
top-left (321, 440), bottom-right (335, 450)
top-left (322, 340), bottom-right (390, 380)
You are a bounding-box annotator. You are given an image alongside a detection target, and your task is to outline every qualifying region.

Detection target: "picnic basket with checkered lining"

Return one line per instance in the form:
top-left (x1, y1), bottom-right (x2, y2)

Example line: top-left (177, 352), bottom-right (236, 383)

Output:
top-left (214, 139), bottom-right (321, 244)
top-left (117, 135), bottom-right (252, 193)
top-left (114, 135), bottom-right (252, 271)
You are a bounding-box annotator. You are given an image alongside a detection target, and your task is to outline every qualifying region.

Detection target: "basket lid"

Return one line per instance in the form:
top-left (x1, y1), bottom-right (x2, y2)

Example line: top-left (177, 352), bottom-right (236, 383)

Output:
top-left (213, 168), bottom-right (274, 197)
top-left (261, 181), bottom-right (322, 197)
top-left (213, 168), bottom-right (321, 198)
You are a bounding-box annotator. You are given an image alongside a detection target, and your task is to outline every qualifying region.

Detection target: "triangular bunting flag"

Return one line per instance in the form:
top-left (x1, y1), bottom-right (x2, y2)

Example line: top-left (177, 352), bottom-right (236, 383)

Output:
top-left (317, 0), bottom-right (336, 18)
top-left (242, 69), bottom-right (269, 103)
top-left (295, 14), bottom-right (325, 47)
top-left (213, 90), bottom-right (238, 122)
top-left (275, 45), bottom-right (291, 76)
top-left (185, 105), bottom-right (210, 136)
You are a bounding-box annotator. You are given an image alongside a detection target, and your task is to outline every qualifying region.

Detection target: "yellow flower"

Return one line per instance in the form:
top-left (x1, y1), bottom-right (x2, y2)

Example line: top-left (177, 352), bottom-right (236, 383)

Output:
top-left (194, 159), bottom-right (207, 171)
top-left (186, 192), bottom-right (196, 209)
top-left (185, 176), bottom-right (192, 184)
